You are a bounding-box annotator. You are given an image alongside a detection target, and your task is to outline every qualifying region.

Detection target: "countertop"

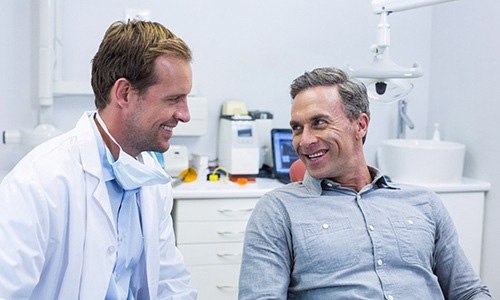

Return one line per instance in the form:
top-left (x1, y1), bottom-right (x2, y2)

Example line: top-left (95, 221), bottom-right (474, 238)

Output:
top-left (173, 177), bottom-right (283, 199)
top-left (173, 176), bottom-right (491, 199)
top-left (1, 170), bottom-right (490, 196)
top-left (411, 177), bottom-right (491, 193)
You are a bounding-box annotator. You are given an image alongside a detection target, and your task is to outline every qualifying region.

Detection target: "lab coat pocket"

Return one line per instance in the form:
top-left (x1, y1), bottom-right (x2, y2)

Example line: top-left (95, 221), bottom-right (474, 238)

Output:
top-left (390, 215), bottom-right (434, 266)
top-left (299, 217), bottom-right (360, 273)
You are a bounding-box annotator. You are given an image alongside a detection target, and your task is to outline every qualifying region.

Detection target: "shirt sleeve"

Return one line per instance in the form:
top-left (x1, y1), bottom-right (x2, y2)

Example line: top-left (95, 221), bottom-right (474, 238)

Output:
top-left (239, 194), bottom-right (292, 299)
top-left (0, 173), bottom-right (48, 299)
top-left (431, 193), bottom-right (491, 299)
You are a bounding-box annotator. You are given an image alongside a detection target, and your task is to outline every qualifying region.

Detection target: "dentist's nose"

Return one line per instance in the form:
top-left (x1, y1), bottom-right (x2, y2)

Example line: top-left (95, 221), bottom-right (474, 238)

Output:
top-left (174, 100), bottom-right (191, 123)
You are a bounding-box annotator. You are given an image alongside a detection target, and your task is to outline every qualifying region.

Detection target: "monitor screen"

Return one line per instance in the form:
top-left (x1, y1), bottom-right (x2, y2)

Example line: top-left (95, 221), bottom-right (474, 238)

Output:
top-left (271, 129), bottom-right (299, 176)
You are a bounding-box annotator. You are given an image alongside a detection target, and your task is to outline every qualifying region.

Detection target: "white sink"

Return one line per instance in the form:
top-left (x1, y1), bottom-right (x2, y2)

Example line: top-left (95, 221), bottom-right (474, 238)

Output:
top-left (377, 139), bottom-right (466, 185)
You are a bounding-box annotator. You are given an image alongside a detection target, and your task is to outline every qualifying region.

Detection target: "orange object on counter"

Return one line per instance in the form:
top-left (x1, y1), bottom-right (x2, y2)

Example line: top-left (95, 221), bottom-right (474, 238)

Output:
top-left (229, 176), bottom-right (256, 185)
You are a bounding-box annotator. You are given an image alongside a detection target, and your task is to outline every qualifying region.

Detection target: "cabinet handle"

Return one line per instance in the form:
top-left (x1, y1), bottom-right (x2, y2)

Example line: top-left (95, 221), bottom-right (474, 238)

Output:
top-left (217, 208), bottom-right (253, 213)
top-left (216, 285), bottom-right (238, 290)
top-left (216, 230), bottom-right (245, 236)
top-left (216, 252), bottom-right (242, 257)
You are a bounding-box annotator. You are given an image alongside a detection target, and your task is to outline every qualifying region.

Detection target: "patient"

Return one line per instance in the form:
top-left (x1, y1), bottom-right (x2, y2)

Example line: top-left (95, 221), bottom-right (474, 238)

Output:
top-left (238, 67), bottom-right (491, 299)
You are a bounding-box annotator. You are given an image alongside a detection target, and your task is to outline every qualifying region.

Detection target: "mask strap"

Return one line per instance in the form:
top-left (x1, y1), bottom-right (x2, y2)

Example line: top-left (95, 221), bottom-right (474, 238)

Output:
top-left (95, 112), bottom-right (124, 153)
top-left (95, 112), bottom-right (160, 165)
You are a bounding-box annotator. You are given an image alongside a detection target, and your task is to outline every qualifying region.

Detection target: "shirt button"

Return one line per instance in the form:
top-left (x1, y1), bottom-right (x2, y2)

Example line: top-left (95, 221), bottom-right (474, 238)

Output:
top-left (107, 246), bottom-right (116, 255)
top-left (377, 259), bottom-right (383, 266)
top-left (408, 219), bottom-right (414, 225)
top-left (369, 225), bottom-right (375, 231)
top-left (322, 223), bottom-right (329, 229)
top-left (387, 295), bottom-right (394, 300)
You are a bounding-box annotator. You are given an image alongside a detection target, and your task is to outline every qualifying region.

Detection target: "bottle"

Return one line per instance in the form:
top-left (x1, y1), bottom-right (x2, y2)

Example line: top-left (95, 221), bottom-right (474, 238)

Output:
top-left (432, 123), bottom-right (441, 141)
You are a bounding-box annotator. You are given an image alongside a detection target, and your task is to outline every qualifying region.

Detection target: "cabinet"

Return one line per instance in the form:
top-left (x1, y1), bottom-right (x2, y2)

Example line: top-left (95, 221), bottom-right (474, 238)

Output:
top-left (430, 179), bottom-right (490, 275)
top-left (172, 178), bottom-right (489, 299)
top-left (173, 179), bottom-right (281, 300)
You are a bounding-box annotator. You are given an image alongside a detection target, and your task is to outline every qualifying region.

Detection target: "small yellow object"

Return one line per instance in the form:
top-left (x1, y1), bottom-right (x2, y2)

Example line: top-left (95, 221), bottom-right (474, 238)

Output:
top-left (208, 174), bottom-right (220, 182)
top-left (178, 167), bottom-right (198, 183)
top-left (206, 166), bottom-right (229, 183)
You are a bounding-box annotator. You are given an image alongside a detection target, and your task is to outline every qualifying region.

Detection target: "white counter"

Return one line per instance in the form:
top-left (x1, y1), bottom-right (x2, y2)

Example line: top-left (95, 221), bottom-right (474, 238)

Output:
top-left (173, 177), bottom-right (283, 199)
top-left (173, 176), bottom-right (491, 198)
top-left (2, 170), bottom-right (490, 195)
top-left (411, 177), bottom-right (491, 193)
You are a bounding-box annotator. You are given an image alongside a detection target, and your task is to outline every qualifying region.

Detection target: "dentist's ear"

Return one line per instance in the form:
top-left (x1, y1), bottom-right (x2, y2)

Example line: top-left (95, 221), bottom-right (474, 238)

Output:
top-left (111, 78), bottom-right (133, 108)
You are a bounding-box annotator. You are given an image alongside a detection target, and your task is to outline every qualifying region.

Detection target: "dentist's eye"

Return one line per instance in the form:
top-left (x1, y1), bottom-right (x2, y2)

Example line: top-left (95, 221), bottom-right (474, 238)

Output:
top-left (166, 95), bottom-right (185, 103)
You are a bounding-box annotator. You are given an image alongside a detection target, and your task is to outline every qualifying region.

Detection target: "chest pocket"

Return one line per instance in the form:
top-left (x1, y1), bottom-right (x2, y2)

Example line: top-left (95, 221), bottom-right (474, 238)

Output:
top-left (298, 217), bottom-right (360, 273)
top-left (390, 215), bottom-right (435, 266)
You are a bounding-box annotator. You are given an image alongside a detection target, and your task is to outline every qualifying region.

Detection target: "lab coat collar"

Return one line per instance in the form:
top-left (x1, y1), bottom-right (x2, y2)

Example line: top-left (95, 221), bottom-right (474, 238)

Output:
top-left (77, 111), bottom-right (105, 179)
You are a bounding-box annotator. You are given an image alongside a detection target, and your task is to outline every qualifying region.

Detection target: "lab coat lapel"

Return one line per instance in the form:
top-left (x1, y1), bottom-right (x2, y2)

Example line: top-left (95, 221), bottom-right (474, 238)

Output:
top-left (72, 112), bottom-right (118, 299)
top-left (138, 185), bottom-right (160, 298)
top-left (77, 112), bottom-right (116, 233)
top-left (137, 152), bottom-right (166, 297)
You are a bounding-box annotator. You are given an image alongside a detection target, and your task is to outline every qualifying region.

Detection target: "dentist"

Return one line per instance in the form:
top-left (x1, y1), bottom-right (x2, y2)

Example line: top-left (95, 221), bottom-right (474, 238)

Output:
top-left (0, 20), bottom-right (197, 299)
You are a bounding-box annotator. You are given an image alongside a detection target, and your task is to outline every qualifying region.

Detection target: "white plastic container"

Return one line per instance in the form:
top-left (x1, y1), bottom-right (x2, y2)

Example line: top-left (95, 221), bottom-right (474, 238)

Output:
top-left (377, 139), bottom-right (466, 185)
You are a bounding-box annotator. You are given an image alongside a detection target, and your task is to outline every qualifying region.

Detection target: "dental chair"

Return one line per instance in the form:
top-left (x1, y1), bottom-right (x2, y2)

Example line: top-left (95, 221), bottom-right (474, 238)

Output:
top-left (289, 159), bottom-right (306, 182)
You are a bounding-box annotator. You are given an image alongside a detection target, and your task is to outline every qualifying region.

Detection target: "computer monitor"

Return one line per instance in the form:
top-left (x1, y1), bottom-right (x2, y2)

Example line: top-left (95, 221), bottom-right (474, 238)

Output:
top-left (271, 128), bottom-right (299, 184)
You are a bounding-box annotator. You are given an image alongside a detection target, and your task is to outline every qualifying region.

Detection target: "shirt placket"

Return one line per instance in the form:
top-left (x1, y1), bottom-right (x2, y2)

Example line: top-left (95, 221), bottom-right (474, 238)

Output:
top-left (355, 192), bottom-right (396, 300)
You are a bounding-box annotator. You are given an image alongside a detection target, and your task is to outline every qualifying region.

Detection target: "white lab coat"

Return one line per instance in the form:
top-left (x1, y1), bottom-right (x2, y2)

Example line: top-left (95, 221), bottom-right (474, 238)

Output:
top-left (0, 112), bottom-right (197, 300)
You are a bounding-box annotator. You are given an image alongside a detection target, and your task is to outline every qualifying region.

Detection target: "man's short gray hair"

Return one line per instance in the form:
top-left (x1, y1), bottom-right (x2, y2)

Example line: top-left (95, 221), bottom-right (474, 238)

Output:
top-left (290, 67), bottom-right (370, 121)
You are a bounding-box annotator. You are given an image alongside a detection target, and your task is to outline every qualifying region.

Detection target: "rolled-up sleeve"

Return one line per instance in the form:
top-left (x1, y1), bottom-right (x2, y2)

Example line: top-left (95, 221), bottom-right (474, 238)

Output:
top-left (239, 195), bottom-right (292, 300)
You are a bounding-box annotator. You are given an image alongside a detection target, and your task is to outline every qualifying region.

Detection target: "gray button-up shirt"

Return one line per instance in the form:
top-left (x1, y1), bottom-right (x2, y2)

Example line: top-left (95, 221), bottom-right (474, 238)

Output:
top-left (239, 167), bottom-right (491, 299)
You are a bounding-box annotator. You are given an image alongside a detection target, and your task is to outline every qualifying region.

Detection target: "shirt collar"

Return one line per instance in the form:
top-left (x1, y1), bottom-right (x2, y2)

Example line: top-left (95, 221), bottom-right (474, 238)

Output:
top-left (302, 166), bottom-right (398, 195)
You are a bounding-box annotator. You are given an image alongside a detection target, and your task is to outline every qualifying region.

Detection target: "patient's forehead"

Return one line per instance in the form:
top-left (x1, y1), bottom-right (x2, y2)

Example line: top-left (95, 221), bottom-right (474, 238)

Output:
top-left (290, 86), bottom-right (345, 123)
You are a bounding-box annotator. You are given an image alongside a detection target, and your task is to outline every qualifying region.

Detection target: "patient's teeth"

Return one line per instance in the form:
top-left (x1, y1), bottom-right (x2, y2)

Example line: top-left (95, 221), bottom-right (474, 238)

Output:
top-left (308, 151), bottom-right (324, 158)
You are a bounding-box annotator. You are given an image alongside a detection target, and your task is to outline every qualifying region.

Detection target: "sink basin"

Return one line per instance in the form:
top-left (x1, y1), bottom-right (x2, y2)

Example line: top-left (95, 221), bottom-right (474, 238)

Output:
top-left (377, 139), bottom-right (466, 185)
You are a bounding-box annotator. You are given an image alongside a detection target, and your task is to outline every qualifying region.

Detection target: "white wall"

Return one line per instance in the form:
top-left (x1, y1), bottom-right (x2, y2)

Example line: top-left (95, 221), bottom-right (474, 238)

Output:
top-left (0, 0), bottom-right (36, 169)
top-left (429, 0), bottom-right (500, 294)
top-left (0, 0), bottom-right (434, 169)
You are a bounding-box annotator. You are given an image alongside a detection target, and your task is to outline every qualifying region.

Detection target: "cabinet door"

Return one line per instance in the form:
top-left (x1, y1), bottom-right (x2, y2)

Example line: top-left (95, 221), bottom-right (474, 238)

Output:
top-left (176, 221), bottom-right (248, 244)
top-left (175, 198), bottom-right (258, 222)
top-left (189, 265), bottom-right (240, 300)
top-left (179, 243), bottom-right (243, 266)
top-left (438, 191), bottom-right (485, 274)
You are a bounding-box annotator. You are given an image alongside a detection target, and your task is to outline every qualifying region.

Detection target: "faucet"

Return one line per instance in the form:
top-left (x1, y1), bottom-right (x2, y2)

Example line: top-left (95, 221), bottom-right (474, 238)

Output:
top-left (397, 99), bottom-right (415, 139)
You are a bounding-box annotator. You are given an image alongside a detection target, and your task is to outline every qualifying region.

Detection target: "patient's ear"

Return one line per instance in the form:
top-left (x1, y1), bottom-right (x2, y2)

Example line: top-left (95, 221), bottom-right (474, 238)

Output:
top-left (356, 113), bottom-right (369, 142)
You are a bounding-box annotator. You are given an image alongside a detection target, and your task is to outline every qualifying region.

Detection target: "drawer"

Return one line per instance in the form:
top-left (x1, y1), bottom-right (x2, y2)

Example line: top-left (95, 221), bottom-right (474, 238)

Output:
top-left (179, 243), bottom-right (243, 266)
top-left (189, 264), bottom-right (241, 300)
top-left (174, 198), bottom-right (258, 222)
top-left (176, 221), bottom-right (247, 244)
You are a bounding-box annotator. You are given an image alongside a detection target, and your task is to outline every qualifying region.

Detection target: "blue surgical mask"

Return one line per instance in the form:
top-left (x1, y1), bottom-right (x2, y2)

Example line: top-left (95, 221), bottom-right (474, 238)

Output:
top-left (95, 112), bottom-right (170, 190)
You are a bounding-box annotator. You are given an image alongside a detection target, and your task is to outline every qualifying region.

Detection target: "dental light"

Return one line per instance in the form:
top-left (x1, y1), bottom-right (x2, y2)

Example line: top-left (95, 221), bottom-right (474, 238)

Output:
top-left (348, 0), bottom-right (458, 103)
top-left (372, 0), bottom-right (458, 13)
